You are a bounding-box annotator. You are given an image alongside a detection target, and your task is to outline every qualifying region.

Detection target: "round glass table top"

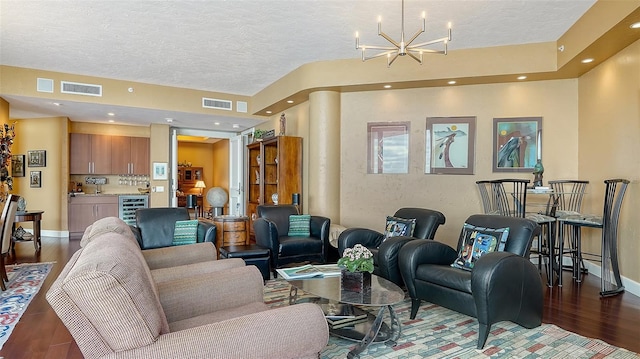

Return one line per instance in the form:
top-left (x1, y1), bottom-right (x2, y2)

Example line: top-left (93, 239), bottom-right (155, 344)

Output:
top-left (287, 274), bottom-right (405, 306)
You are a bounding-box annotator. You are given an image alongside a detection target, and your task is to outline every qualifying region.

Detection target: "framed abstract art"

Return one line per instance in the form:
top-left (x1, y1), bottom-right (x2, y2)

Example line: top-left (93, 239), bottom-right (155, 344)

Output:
top-left (493, 117), bottom-right (542, 172)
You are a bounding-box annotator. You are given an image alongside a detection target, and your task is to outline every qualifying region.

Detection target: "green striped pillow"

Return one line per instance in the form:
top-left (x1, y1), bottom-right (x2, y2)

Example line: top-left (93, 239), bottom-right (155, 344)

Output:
top-left (288, 214), bottom-right (311, 237)
top-left (173, 219), bottom-right (199, 245)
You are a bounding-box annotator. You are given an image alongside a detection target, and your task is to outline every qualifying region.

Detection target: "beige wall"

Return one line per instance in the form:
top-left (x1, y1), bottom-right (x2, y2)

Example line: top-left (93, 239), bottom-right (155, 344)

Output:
top-left (577, 39), bottom-right (640, 283)
top-left (340, 80), bottom-right (579, 248)
top-left (178, 141), bottom-right (215, 195)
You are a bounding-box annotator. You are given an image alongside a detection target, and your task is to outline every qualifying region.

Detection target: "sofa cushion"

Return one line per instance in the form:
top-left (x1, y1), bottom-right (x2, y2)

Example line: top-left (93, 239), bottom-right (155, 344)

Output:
top-left (383, 216), bottom-right (416, 240)
top-left (80, 216), bottom-right (138, 248)
top-left (173, 219), bottom-right (199, 245)
top-left (288, 214), bottom-right (311, 237)
top-left (451, 223), bottom-right (509, 271)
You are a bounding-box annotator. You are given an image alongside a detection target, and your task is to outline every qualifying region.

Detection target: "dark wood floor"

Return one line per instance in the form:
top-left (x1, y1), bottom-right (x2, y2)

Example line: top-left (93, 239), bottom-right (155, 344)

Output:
top-left (2, 236), bottom-right (640, 358)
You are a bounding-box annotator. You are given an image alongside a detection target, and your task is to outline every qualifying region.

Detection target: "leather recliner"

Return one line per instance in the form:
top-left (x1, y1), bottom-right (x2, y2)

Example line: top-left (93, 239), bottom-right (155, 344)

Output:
top-left (130, 207), bottom-right (216, 249)
top-left (398, 214), bottom-right (542, 349)
top-left (338, 208), bottom-right (446, 286)
top-left (253, 205), bottom-right (330, 274)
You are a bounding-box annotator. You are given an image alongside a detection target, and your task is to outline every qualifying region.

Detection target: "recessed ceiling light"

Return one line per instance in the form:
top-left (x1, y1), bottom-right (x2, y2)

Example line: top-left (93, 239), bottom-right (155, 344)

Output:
top-left (384, 85), bottom-right (392, 89)
top-left (582, 58), bottom-right (594, 64)
top-left (287, 100), bottom-right (294, 104)
top-left (52, 102), bottom-right (61, 106)
top-left (266, 111), bottom-right (272, 114)
top-left (517, 76), bottom-right (527, 80)
top-left (165, 118), bottom-right (174, 123)
top-left (108, 119), bottom-right (115, 123)
top-left (214, 122), bottom-right (220, 126)
top-left (448, 81), bottom-right (456, 85)
top-left (630, 22), bottom-right (640, 29)
top-left (107, 112), bottom-right (115, 116)
top-left (232, 124), bottom-right (240, 129)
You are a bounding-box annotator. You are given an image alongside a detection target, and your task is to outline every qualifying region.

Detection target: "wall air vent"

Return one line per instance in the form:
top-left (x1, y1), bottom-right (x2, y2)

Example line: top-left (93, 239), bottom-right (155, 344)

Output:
top-left (202, 97), bottom-right (232, 111)
top-left (236, 101), bottom-right (248, 113)
top-left (37, 78), bottom-right (54, 93)
top-left (61, 81), bottom-right (102, 97)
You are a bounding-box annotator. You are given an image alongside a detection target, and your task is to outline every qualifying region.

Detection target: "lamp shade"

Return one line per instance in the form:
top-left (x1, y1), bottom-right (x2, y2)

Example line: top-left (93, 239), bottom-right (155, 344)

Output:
top-left (194, 180), bottom-right (206, 189)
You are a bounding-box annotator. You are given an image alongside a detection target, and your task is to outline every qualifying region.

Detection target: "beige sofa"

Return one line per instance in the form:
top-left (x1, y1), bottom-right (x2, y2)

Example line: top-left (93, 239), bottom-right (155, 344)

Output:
top-left (48, 217), bottom-right (329, 359)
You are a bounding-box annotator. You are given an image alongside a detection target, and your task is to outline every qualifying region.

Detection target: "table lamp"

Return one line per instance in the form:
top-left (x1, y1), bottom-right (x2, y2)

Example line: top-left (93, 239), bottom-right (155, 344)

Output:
top-left (195, 180), bottom-right (206, 195)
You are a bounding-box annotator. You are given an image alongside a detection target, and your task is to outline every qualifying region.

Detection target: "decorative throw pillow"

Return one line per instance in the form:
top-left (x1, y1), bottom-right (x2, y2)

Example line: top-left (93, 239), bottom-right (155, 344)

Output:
top-left (383, 216), bottom-right (416, 240)
top-left (172, 219), bottom-right (199, 246)
top-left (451, 223), bottom-right (510, 271)
top-left (288, 214), bottom-right (311, 237)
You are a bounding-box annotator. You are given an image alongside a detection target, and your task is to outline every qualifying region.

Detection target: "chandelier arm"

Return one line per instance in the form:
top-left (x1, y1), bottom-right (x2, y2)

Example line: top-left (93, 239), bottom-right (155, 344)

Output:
top-left (405, 51), bottom-right (423, 64)
top-left (364, 50), bottom-right (397, 61)
top-left (378, 31), bottom-right (400, 48)
top-left (358, 44), bottom-right (398, 51)
top-left (405, 28), bottom-right (426, 47)
top-left (411, 36), bottom-right (450, 48)
top-left (408, 48), bottom-right (445, 54)
top-left (387, 53), bottom-right (400, 67)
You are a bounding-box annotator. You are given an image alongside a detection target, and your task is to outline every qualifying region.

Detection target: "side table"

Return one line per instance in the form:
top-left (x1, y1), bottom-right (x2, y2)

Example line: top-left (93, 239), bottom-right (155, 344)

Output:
top-left (213, 215), bottom-right (249, 257)
top-left (13, 210), bottom-right (44, 252)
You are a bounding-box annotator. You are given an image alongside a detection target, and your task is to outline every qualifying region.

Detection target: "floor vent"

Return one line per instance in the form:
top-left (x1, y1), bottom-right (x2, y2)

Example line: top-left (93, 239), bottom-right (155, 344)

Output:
top-left (202, 97), bottom-right (232, 111)
top-left (61, 81), bottom-right (102, 97)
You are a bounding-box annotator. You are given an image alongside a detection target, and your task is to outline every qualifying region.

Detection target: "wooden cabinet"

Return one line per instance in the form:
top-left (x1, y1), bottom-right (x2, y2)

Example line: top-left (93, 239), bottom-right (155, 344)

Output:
top-left (68, 195), bottom-right (119, 234)
top-left (111, 136), bottom-right (150, 175)
top-left (212, 216), bottom-right (249, 256)
top-left (177, 167), bottom-right (203, 189)
top-left (70, 133), bottom-right (112, 174)
top-left (246, 136), bottom-right (302, 236)
top-left (71, 134), bottom-right (149, 175)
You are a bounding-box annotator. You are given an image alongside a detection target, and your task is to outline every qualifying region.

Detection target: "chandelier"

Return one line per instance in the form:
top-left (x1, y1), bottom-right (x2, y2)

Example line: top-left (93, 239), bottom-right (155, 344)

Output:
top-left (355, 0), bottom-right (452, 67)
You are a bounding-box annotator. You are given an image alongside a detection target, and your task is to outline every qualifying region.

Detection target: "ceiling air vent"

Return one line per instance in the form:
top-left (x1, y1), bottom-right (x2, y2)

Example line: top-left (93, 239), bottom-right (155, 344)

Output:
top-left (202, 97), bottom-right (232, 111)
top-left (61, 81), bottom-right (102, 97)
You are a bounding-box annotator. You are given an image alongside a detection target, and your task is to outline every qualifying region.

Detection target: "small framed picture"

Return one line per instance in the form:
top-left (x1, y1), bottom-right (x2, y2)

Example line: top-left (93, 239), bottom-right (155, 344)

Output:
top-left (27, 150), bottom-right (46, 167)
top-left (153, 162), bottom-right (168, 180)
top-left (11, 155), bottom-right (25, 177)
top-left (30, 171), bottom-right (42, 188)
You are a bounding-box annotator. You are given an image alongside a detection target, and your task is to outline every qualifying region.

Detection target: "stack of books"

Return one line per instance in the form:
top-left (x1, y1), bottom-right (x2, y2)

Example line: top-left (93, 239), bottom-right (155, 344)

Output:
top-left (321, 303), bottom-right (368, 329)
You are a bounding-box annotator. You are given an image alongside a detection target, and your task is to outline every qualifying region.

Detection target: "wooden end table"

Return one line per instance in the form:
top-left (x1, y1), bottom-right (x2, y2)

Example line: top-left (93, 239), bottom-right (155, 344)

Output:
top-left (13, 210), bottom-right (44, 252)
top-left (212, 215), bottom-right (249, 257)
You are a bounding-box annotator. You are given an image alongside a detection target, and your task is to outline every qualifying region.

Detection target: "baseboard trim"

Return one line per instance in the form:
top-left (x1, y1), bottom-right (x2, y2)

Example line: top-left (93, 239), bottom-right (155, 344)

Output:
top-left (23, 229), bottom-right (69, 238)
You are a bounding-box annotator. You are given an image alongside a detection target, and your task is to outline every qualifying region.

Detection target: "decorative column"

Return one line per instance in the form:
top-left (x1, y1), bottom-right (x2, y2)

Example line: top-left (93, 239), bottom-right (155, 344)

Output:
top-left (308, 91), bottom-right (340, 220)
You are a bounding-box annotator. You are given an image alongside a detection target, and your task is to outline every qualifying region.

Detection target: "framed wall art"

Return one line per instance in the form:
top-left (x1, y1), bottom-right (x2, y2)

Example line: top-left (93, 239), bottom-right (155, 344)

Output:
top-left (367, 122), bottom-right (410, 174)
top-left (153, 162), bottom-right (168, 180)
top-left (425, 117), bottom-right (476, 175)
top-left (30, 171), bottom-right (41, 188)
top-left (493, 117), bottom-right (542, 172)
top-left (27, 150), bottom-right (46, 167)
top-left (11, 154), bottom-right (25, 177)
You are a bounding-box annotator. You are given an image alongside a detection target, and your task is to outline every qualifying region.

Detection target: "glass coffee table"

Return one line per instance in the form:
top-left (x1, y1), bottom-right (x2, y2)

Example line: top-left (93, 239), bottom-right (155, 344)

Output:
top-left (287, 274), bottom-right (405, 359)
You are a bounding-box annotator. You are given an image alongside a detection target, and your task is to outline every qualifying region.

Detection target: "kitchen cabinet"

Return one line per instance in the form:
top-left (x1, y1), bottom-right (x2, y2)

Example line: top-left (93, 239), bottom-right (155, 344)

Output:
top-left (246, 136), bottom-right (302, 236)
top-left (68, 195), bottom-right (119, 235)
top-left (70, 133), bottom-right (112, 174)
top-left (112, 136), bottom-right (150, 175)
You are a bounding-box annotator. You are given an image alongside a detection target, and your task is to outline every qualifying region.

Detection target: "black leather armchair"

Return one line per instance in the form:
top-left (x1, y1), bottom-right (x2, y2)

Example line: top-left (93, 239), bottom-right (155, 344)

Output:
top-left (130, 207), bottom-right (216, 249)
top-left (338, 208), bottom-right (446, 286)
top-left (253, 205), bottom-right (330, 274)
top-left (398, 214), bottom-right (542, 349)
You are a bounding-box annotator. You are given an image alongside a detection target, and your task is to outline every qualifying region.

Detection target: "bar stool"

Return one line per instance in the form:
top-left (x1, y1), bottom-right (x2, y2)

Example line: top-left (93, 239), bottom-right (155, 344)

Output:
top-left (557, 179), bottom-right (628, 296)
top-left (185, 194), bottom-right (199, 219)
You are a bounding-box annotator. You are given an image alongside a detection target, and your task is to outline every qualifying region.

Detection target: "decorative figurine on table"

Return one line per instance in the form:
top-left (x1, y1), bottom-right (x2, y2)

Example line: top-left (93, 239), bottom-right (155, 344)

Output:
top-left (533, 159), bottom-right (544, 187)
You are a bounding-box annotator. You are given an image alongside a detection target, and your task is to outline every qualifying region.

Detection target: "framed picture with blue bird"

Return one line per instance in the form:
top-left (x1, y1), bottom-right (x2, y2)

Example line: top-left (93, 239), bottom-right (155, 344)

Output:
top-left (493, 117), bottom-right (542, 172)
top-left (425, 116), bottom-right (476, 175)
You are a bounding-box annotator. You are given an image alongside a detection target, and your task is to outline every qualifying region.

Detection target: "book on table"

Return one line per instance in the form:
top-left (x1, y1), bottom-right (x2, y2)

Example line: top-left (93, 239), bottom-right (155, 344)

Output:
top-left (321, 303), bottom-right (368, 328)
top-left (276, 264), bottom-right (342, 280)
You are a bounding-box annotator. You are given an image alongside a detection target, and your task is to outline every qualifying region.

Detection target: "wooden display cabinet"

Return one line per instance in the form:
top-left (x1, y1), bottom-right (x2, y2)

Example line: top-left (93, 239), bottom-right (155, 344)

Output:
top-left (246, 136), bottom-right (302, 236)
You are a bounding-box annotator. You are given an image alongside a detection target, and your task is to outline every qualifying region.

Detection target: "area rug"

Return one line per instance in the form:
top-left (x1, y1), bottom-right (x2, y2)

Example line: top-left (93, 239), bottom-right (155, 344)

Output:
top-left (264, 279), bottom-right (639, 358)
top-left (0, 262), bottom-right (53, 350)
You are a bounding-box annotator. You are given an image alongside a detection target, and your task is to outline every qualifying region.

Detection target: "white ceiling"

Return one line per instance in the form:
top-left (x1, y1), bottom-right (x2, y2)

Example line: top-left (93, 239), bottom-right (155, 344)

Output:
top-left (0, 0), bottom-right (596, 131)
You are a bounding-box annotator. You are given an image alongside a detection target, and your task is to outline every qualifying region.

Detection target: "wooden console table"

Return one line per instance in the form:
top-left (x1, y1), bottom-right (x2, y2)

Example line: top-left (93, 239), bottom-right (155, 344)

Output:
top-left (14, 210), bottom-right (44, 252)
top-left (212, 215), bottom-right (249, 257)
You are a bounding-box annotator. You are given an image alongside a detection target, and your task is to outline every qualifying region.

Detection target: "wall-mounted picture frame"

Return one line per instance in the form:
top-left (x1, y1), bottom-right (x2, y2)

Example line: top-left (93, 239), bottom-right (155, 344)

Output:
top-left (11, 154), bottom-right (25, 177)
top-left (30, 170), bottom-right (41, 188)
top-left (27, 150), bottom-right (46, 167)
top-left (425, 116), bottom-right (476, 175)
top-left (153, 162), bottom-right (168, 180)
top-left (493, 117), bottom-right (542, 172)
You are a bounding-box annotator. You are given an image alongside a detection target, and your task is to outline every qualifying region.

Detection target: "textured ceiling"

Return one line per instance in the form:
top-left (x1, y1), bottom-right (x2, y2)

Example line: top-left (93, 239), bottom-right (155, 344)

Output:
top-left (0, 0), bottom-right (596, 130)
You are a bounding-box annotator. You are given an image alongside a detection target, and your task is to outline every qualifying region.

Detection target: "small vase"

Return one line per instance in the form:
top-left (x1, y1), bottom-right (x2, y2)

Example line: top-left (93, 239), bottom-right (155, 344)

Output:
top-left (340, 269), bottom-right (371, 293)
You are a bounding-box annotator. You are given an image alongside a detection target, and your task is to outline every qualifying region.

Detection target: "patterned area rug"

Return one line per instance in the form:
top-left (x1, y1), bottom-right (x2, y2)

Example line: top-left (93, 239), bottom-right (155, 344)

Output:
top-left (0, 262), bottom-right (53, 350)
top-left (264, 279), bottom-right (639, 358)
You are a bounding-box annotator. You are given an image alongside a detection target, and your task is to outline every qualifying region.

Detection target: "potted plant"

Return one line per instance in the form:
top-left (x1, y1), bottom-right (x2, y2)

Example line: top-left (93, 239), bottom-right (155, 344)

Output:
top-left (337, 244), bottom-right (374, 293)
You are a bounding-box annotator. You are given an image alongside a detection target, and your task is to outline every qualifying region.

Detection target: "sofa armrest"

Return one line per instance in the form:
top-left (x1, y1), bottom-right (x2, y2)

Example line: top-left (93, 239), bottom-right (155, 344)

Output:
top-left (128, 225), bottom-right (143, 248)
top-left (376, 236), bottom-right (415, 286)
top-left (398, 239), bottom-right (458, 297)
top-left (157, 265), bottom-right (265, 323)
top-left (142, 242), bottom-right (217, 270)
top-left (151, 258), bottom-right (245, 284)
top-left (196, 219), bottom-right (216, 244)
top-left (253, 217), bottom-right (279, 264)
top-left (338, 228), bottom-right (384, 255)
top-left (471, 251), bottom-right (543, 326)
top-left (110, 303), bottom-right (329, 359)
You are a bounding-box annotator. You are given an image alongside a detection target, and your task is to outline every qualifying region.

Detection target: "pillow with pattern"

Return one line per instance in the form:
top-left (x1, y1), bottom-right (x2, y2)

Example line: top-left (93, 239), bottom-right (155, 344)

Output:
top-left (383, 216), bottom-right (416, 240)
top-left (451, 223), bottom-right (509, 271)
top-left (172, 219), bottom-right (199, 246)
top-left (288, 214), bottom-right (311, 237)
